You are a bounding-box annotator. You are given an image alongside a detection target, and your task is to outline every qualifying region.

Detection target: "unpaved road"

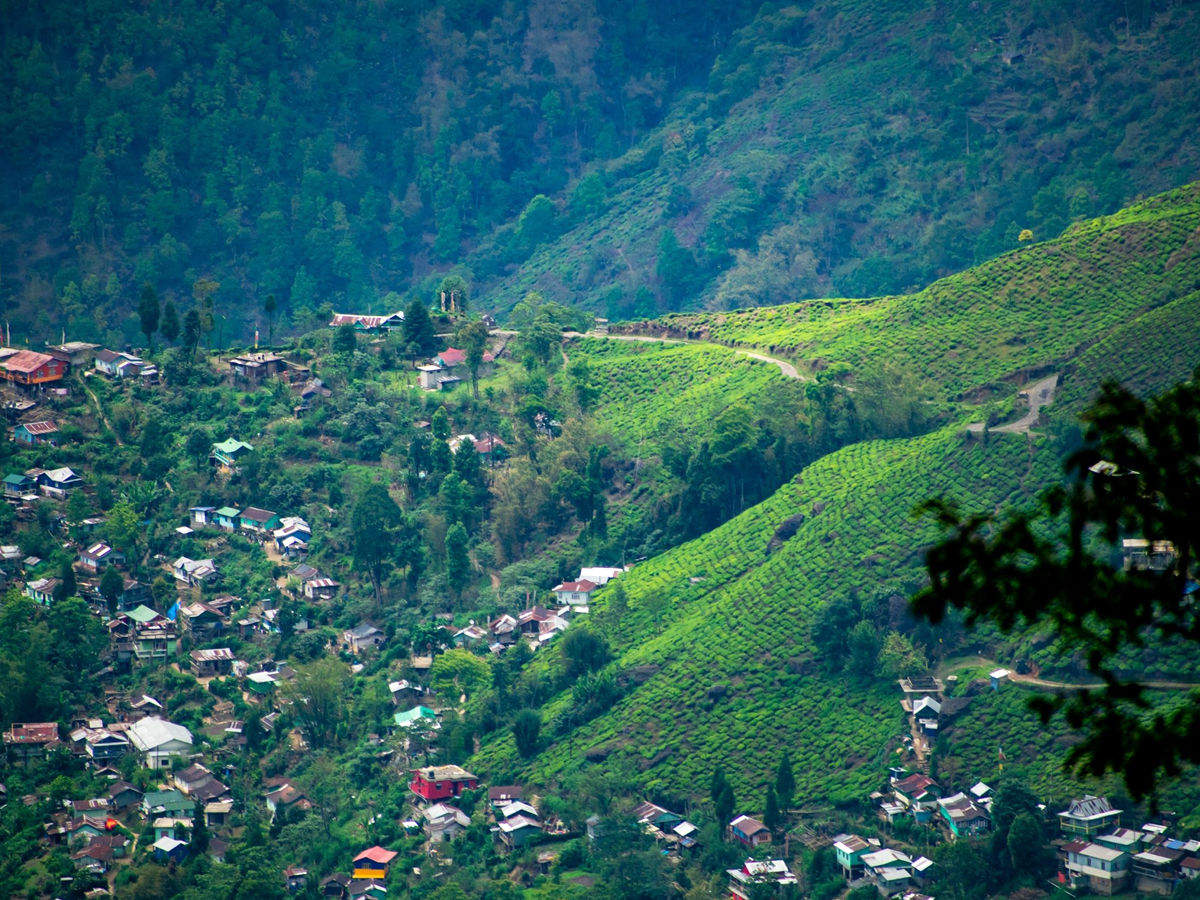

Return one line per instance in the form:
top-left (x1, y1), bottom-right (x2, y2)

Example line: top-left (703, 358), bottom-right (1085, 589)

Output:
top-left (939, 654), bottom-right (1200, 692)
top-left (968, 373), bottom-right (1058, 435)
top-left (564, 331), bottom-right (806, 380)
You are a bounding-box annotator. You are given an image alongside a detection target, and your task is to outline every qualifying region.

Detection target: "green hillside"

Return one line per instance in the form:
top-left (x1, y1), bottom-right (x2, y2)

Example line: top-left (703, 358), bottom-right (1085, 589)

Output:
top-left (612, 182), bottom-right (1200, 399)
top-left (478, 423), bottom-right (1061, 799)
top-left (474, 184), bottom-right (1200, 804)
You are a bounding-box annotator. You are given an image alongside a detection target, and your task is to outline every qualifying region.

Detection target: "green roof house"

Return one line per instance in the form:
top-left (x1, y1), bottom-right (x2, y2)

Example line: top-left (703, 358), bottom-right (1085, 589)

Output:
top-left (394, 706), bottom-right (439, 729)
top-left (213, 507), bottom-right (241, 531)
top-left (210, 439), bottom-right (253, 469)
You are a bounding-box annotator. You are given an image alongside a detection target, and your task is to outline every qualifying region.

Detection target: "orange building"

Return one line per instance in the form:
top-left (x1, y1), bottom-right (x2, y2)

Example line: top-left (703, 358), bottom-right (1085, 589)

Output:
top-left (1, 351), bottom-right (66, 386)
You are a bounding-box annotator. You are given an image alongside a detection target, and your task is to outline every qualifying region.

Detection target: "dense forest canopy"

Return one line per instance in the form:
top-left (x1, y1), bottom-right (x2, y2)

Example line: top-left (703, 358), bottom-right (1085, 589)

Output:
top-left (3, 0), bottom-right (1200, 345)
top-left (0, 0), bottom-right (757, 344)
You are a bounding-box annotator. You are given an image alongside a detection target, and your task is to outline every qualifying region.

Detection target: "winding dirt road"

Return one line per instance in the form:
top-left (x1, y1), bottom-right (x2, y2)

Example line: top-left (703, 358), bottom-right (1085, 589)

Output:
top-left (565, 330), bottom-right (806, 380)
top-left (967, 373), bottom-right (1058, 435)
top-left (939, 654), bottom-right (1200, 692)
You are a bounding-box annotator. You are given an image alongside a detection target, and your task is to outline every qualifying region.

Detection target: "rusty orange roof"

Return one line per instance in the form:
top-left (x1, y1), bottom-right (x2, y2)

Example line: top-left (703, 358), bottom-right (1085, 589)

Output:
top-left (3, 351), bottom-right (55, 374)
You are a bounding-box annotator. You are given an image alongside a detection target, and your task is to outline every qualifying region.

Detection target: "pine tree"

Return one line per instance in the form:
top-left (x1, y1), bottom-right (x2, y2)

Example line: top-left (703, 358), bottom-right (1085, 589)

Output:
top-left (764, 785), bottom-right (781, 834)
top-left (99, 566), bottom-right (124, 616)
top-left (446, 522), bottom-right (470, 602)
top-left (138, 282), bottom-right (160, 352)
top-left (775, 750), bottom-right (795, 811)
top-left (402, 298), bottom-right (439, 359)
top-left (160, 300), bottom-right (180, 344)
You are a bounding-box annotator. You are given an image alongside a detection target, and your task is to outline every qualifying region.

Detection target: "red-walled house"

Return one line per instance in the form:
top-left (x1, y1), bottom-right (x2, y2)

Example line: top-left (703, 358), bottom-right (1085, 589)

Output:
top-left (409, 765), bottom-right (479, 802)
top-left (1, 351), bottom-right (66, 386)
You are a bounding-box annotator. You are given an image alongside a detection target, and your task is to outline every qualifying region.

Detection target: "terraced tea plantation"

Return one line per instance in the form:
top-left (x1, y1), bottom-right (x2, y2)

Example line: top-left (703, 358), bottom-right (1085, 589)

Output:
top-left (476, 424), bottom-right (1065, 798)
top-left (474, 184), bottom-right (1200, 807)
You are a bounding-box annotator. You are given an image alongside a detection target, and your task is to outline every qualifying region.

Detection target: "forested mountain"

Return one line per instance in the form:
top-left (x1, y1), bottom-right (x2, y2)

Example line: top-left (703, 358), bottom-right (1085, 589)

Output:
top-left (3, 0), bottom-right (1200, 344)
top-left (0, 0), bottom-right (757, 342)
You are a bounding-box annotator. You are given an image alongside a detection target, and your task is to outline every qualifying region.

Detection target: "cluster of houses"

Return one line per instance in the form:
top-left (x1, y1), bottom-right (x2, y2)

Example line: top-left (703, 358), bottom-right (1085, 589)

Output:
top-left (834, 832), bottom-right (937, 897)
top-left (188, 500), bottom-right (314, 559)
top-left (4, 465), bottom-right (84, 503)
top-left (480, 566), bottom-right (626, 652)
top-left (1058, 796), bottom-right (1200, 895)
top-left (94, 348), bottom-right (159, 384)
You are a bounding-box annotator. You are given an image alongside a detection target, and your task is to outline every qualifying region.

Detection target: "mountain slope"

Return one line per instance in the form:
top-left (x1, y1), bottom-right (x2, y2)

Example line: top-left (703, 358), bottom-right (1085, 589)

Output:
top-left (611, 183), bottom-right (1200, 400)
top-left (473, 184), bottom-right (1200, 803)
top-left (479, 1), bottom-right (1200, 318)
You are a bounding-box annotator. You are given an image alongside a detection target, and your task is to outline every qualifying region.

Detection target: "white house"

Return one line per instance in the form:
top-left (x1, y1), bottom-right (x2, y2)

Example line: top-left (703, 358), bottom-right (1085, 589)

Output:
top-left (550, 579), bottom-right (598, 606)
top-left (579, 566), bottom-right (626, 585)
top-left (173, 557), bottom-right (219, 587)
top-left (126, 717), bottom-right (193, 770)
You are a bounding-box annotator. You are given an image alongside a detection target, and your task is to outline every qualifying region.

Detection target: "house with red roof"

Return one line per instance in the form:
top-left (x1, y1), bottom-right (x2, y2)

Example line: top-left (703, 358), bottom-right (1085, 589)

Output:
top-left (437, 348), bottom-right (466, 368)
top-left (551, 579), bottom-right (598, 606)
top-left (352, 845), bottom-right (398, 879)
top-left (1, 350), bottom-right (65, 386)
top-left (409, 765), bottom-right (479, 803)
top-left (4, 721), bottom-right (61, 763)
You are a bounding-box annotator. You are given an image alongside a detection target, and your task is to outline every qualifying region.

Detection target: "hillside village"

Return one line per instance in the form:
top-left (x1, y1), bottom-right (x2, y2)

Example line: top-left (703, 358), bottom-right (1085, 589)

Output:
top-left (0, 283), bottom-right (1197, 900)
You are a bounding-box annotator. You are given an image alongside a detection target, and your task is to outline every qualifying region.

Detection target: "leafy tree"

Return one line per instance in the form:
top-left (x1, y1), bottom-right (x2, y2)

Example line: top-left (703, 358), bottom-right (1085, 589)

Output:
top-left (775, 750), bottom-right (795, 811)
top-left (1007, 812), bottom-right (1051, 880)
top-left (185, 428), bottom-right (211, 467)
top-left (513, 708), bottom-right (541, 758)
top-left (104, 501), bottom-right (141, 564)
top-left (351, 484), bottom-right (403, 605)
top-left (99, 566), bottom-right (124, 615)
top-left (445, 521), bottom-right (470, 601)
top-left (47, 596), bottom-right (106, 691)
top-left (283, 658), bottom-right (349, 749)
top-left (192, 276), bottom-right (219, 350)
top-left (332, 322), bottom-right (357, 354)
top-left (603, 580), bottom-right (629, 628)
top-left (431, 407), bottom-right (450, 441)
top-left (846, 620), bottom-right (881, 679)
top-left (437, 274), bottom-right (469, 315)
top-left (402, 298), bottom-right (439, 358)
top-left (54, 559), bottom-right (76, 602)
top-left (182, 309), bottom-right (201, 357)
top-left (457, 319), bottom-right (490, 399)
top-left (932, 839), bottom-right (992, 900)
top-left (430, 648), bottom-right (490, 699)
top-left (810, 596), bottom-right (860, 673)
top-left (913, 370), bottom-right (1200, 798)
top-left (299, 754), bottom-right (349, 835)
top-left (517, 194), bottom-right (557, 248)
top-left (138, 282), bottom-right (160, 352)
top-left (989, 780), bottom-right (1042, 861)
top-left (877, 631), bottom-right (928, 678)
top-left (559, 627), bottom-right (610, 681)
